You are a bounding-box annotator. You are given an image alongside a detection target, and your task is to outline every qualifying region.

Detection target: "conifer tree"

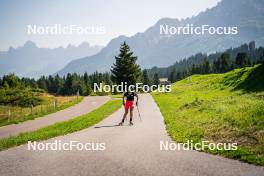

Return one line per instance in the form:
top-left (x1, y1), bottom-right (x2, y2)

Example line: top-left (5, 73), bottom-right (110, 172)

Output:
top-left (142, 69), bottom-right (151, 86)
top-left (202, 58), bottom-right (210, 74)
top-left (236, 52), bottom-right (249, 67)
top-left (169, 71), bottom-right (176, 83)
top-left (153, 73), bottom-right (160, 86)
top-left (111, 42), bottom-right (141, 85)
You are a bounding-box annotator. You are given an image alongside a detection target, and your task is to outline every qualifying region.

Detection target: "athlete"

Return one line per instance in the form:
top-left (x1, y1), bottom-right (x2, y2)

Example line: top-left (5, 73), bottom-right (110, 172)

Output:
top-left (119, 90), bottom-right (139, 126)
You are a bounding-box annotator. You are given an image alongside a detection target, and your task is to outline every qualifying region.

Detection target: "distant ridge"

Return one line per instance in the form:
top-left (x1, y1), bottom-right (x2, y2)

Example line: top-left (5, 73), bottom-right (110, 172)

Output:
top-left (0, 41), bottom-right (103, 78)
top-left (57, 0), bottom-right (264, 76)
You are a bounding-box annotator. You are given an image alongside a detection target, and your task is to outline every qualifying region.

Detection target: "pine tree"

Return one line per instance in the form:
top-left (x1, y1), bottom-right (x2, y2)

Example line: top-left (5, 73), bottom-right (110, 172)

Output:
top-left (54, 74), bottom-right (64, 95)
top-left (168, 71), bottom-right (176, 83)
top-left (202, 58), bottom-right (210, 74)
top-left (213, 53), bottom-right (230, 73)
top-left (176, 72), bottom-right (182, 81)
top-left (220, 53), bottom-right (230, 72)
top-left (153, 73), bottom-right (160, 86)
top-left (213, 59), bottom-right (220, 73)
top-left (104, 72), bottom-right (112, 85)
top-left (236, 52), bottom-right (249, 68)
top-left (37, 76), bottom-right (47, 91)
top-left (83, 72), bottom-right (89, 84)
top-left (2, 74), bottom-right (21, 88)
top-left (142, 69), bottom-right (151, 86)
top-left (86, 85), bottom-right (92, 95)
top-left (63, 73), bottom-right (73, 95)
top-left (111, 42), bottom-right (141, 85)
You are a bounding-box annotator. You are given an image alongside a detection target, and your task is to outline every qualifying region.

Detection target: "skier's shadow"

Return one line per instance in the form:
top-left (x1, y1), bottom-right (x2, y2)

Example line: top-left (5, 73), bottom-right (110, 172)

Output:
top-left (94, 124), bottom-right (120, 128)
top-left (94, 124), bottom-right (130, 128)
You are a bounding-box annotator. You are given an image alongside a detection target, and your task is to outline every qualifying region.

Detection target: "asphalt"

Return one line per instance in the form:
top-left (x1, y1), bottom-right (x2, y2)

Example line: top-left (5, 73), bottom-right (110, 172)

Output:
top-left (0, 94), bottom-right (263, 176)
top-left (0, 96), bottom-right (110, 138)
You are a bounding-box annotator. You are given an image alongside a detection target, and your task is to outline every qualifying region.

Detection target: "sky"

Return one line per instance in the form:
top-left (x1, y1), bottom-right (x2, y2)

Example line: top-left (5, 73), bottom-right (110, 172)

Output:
top-left (0, 0), bottom-right (221, 51)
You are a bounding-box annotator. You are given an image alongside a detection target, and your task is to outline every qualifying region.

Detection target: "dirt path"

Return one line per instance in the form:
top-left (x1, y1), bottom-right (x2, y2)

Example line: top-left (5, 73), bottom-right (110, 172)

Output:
top-left (0, 96), bottom-right (110, 138)
top-left (0, 94), bottom-right (263, 176)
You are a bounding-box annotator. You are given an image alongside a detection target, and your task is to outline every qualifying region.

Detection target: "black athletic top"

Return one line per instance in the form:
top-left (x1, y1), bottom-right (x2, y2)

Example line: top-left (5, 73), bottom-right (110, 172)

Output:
top-left (124, 92), bottom-right (137, 101)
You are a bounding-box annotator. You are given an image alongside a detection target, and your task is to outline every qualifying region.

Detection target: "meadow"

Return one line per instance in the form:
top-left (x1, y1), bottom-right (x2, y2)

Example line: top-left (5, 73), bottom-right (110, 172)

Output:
top-left (0, 94), bottom-right (83, 126)
top-left (152, 64), bottom-right (264, 165)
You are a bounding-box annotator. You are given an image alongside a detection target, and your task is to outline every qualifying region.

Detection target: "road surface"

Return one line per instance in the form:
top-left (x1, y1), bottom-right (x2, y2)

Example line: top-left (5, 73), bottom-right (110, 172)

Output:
top-left (0, 96), bottom-right (110, 138)
top-left (0, 94), bottom-right (263, 176)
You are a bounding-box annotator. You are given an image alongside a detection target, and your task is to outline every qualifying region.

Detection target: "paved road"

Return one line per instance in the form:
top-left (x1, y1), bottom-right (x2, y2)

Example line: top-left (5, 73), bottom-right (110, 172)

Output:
top-left (0, 94), bottom-right (263, 176)
top-left (0, 96), bottom-right (110, 138)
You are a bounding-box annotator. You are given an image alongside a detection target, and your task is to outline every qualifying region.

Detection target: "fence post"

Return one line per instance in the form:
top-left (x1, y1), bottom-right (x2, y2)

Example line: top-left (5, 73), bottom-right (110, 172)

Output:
top-left (77, 89), bottom-right (79, 100)
top-left (31, 104), bottom-right (33, 115)
top-left (8, 109), bottom-right (11, 122)
top-left (55, 99), bottom-right (58, 109)
top-left (53, 100), bottom-right (56, 109)
top-left (21, 107), bottom-right (23, 120)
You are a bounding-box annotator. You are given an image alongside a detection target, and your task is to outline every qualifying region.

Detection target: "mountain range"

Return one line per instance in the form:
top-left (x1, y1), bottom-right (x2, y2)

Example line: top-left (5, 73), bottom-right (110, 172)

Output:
top-left (0, 41), bottom-right (103, 78)
top-left (1, 0), bottom-right (264, 78)
top-left (57, 0), bottom-right (264, 75)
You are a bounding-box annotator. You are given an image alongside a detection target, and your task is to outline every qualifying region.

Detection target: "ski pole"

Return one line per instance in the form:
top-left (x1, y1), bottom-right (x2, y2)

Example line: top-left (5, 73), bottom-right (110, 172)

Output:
top-left (136, 104), bottom-right (142, 121)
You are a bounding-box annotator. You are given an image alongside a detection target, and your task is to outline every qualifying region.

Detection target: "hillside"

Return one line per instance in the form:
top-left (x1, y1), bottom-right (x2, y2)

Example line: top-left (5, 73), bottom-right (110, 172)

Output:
top-left (58, 0), bottom-right (264, 75)
top-left (152, 64), bottom-right (264, 165)
top-left (147, 41), bottom-right (264, 79)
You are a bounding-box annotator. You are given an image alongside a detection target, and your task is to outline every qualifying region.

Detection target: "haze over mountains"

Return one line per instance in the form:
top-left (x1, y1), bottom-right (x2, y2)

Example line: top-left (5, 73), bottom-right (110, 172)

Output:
top-left (0, 41), bottom-right (103, 78)
top-left (1, 0), bottom-right (264, 78)
top-left (57, 0), bottom-right (264, 75)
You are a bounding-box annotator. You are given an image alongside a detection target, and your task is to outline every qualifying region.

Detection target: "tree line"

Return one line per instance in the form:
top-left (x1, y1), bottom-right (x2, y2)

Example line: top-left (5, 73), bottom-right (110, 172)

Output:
top-left (1, 41), bottom-right (263, 101)
top-left (0, 42), bottom-right (157, 98)
top-left (147, 41), bottom-right (264, 83)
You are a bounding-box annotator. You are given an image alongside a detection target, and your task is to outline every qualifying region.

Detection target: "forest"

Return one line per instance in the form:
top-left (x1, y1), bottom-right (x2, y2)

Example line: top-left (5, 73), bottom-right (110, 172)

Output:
top-left (147, 41), bottom-right (264, 82)
top-left (0, 41), bottom-right (263, 107)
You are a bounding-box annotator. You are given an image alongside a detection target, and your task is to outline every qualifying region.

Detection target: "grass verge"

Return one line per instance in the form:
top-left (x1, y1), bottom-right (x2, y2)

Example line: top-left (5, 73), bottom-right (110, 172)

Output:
top-left (0, 96), bottom-right (84, 127)
top-left (152, 65), bottom-right (264, 166)
top-left (0, 99), bottom-right (121, 151)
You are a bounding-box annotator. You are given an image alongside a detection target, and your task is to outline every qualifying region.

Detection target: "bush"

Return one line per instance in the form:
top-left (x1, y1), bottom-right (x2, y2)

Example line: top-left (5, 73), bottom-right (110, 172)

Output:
top-left (0, 88), bottom-right (42, 107)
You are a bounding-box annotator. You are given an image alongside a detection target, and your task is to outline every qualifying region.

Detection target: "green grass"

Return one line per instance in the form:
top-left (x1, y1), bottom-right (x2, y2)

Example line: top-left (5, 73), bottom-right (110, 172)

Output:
top-left (0, 99), bottom-right (121, 151)
top-left (109, 94), bottom-right (123, 98)
top-left (0, 96), bottom-right (84, 126)
top-left (152, 64), bottom-right (264, 166)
